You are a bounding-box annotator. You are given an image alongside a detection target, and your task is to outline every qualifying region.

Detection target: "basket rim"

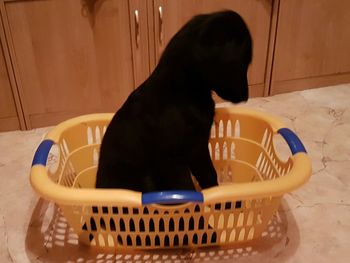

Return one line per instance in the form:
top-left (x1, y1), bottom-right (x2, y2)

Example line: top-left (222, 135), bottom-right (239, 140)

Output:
top-left (30, 107), bottom-right (312, 206)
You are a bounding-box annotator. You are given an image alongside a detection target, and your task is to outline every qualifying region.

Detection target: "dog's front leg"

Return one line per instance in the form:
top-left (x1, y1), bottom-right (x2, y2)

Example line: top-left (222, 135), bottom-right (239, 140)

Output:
top-left (189, 142), bottom-right (218, 189)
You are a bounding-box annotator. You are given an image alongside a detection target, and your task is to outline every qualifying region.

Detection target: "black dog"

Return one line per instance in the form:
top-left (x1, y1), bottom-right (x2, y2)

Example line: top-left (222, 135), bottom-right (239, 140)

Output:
top-left (96, 10), bottom-right (252, 192)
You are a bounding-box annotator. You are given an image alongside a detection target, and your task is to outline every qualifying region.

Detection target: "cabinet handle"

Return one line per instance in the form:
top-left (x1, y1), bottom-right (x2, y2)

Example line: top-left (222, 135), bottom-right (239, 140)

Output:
top-left (134, 10), bottom-right (140, 48)
top-left (158, 6), bottom-right (163, 45)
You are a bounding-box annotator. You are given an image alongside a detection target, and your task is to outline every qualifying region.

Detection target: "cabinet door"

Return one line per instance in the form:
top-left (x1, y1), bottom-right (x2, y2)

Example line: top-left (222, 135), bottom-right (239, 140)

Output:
top-left (4, 0), bottom-right (149, 128)
top-left (0, 37), bottom-right (20, 131)
top-left (271, 0), bottom-right (350, 94)
top-left (152, 0), bottom-right (273, 97)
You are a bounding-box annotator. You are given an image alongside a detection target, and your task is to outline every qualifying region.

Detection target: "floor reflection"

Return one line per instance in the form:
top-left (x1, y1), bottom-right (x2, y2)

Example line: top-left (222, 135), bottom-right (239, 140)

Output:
top-left (26, 198), bottom-right (299, 262)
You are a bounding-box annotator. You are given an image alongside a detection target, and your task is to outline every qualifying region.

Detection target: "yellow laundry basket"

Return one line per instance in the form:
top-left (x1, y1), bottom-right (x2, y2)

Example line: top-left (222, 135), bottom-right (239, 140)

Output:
top-left (30, 107), bottom-right (311, 249)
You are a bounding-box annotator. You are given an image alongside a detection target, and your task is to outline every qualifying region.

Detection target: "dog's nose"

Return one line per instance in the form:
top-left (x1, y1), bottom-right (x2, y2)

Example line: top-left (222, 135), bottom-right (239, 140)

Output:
top-left (230, 94), bottom-right (248, 104)
top-left (236, 86), bottom-right (249, 103)
top-left (243, 90), bottom-right (249, 101)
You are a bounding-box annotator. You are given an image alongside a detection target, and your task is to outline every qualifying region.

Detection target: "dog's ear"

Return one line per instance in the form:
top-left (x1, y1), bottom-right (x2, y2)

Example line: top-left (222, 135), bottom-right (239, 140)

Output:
top-left (192, 11), bottom-right (252, 103)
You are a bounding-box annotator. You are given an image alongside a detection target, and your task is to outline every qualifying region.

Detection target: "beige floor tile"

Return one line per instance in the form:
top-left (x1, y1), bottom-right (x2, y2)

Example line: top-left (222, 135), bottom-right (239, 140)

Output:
top-left (1, 84), bottom-right (349, 262)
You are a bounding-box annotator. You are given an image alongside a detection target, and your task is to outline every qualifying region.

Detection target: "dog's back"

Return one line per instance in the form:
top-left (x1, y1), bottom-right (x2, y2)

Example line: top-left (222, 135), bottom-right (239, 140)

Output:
top-left (96, 10), bottom-right (252, 192)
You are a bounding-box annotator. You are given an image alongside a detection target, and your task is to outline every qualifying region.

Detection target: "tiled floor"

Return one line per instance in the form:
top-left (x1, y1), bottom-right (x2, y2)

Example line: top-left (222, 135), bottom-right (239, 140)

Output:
top-left (1, 84), bottom-right (349, 262)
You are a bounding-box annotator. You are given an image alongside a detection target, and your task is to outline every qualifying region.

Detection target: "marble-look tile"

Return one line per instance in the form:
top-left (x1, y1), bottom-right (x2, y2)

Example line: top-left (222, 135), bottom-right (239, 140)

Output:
top-left (1, 84), bottom-right (350, 262)
top-left (300, 84), bottom-right (350, 109)
top-left (324, 122), bottom-right (350, 161)
top-left (0, 127), bottom-right (51, 263)
top-left (0, 215), bottom-right (13, 263)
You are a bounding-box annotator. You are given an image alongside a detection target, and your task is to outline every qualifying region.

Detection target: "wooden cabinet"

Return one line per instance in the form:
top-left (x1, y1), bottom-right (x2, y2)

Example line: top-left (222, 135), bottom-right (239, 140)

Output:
top-left (151, 0), bottom-right (274, 97)
top-left (1, 0), bottom-right (275, 130)
top-left (1, 0), bottom-right (349, 130)
top-left (0, 33), bottom-right (21, 131)
top-left (271, 0), bottom-right (350, 94)
top-left (3, 0), bottom-right (149, 128)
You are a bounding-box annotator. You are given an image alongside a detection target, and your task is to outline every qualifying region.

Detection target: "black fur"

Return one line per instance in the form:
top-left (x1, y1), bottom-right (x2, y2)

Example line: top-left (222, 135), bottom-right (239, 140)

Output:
top-left (96, 10), bottom-right (252, 192)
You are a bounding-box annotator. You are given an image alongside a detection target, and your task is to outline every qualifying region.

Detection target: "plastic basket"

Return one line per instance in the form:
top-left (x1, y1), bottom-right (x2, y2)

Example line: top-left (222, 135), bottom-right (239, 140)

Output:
top-left (30, 107), bottom-right (311, 249)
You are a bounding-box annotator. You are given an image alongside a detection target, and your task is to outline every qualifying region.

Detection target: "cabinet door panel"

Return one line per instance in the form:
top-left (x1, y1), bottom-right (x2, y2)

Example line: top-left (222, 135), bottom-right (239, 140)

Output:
top-left (272, 0), bottom-right (350, 93)
top-left (153, 0), bottom-right (272, 87)
top-left (0, 38), bottom-right (20, 131)
top-left (5, 0), bottom-right (140, 128)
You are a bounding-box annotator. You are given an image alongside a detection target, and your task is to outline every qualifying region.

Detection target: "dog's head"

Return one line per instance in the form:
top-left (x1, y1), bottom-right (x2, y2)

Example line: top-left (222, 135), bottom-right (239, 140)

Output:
top-left (158, 10), bottom-right (252, 103)
top-left (192, 11), bottom-right (252, 103)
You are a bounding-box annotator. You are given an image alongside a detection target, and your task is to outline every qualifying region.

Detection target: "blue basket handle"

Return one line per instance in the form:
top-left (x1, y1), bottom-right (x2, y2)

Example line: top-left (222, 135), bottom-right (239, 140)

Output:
top-left (32, 139), bottom-right (55, 166)
top-left (142, 190), bottom-right (204, 205)
top-left (278, 128), bottom-right (307, 155)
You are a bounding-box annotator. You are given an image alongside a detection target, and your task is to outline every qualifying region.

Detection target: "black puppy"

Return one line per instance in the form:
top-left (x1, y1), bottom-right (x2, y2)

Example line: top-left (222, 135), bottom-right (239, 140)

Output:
top-left (96, 10), bottom-right (252, 192)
